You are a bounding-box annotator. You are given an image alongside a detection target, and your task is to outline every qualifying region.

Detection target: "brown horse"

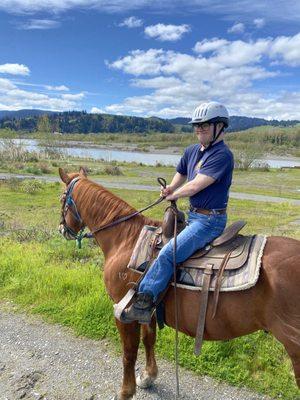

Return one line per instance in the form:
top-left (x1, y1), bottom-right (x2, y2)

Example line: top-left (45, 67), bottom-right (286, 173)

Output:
top-left (58, 167), bottom-right (300, 400)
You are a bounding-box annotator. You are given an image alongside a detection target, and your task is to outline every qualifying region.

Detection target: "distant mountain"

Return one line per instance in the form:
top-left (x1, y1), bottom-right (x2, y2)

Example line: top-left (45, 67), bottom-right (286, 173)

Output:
top-left (169, 116), bottom-right (300, 132)
top-left (0, 110), bottom-right (174, 134)
top-left (0, 109), bottom-right (299, 134)
top-left (0, 109), bottom-right (58, 119)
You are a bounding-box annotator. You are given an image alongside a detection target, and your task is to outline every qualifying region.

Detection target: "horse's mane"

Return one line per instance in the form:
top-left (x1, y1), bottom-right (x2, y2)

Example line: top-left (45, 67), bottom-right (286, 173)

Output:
top-left (77, 178), bottom-right (160, 236)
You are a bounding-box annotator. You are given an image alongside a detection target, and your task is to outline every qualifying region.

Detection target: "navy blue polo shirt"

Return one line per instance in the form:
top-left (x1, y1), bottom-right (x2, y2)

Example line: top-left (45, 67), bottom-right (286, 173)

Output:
top-left (176, 140), bottom-right (234, 210)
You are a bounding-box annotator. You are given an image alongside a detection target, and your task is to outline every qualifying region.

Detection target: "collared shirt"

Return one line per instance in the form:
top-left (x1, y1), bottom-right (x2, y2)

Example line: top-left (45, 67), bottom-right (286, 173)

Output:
top-left (176, 140), bottom-right (234, 209)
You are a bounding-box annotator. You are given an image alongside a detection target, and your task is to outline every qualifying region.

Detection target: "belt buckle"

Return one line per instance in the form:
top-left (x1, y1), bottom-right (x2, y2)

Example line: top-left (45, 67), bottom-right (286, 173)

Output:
top-left (211, 209), bottom-right (220, 215)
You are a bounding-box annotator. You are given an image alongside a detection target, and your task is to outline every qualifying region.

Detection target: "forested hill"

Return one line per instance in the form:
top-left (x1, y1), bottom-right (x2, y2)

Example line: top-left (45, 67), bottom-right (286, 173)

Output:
top-left (0, 109), bottom-right (299, 134)
top-left (0, 111), bottom-right (174, 133)
top-left (0, 109), bottom-right (56, 120)
top-left (169, 116), bottom-right (300, 132)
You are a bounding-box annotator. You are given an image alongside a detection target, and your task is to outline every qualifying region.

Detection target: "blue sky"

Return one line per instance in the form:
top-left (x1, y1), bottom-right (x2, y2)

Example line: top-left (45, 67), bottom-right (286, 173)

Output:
top-left (1, 0), bottom-right (300, 120)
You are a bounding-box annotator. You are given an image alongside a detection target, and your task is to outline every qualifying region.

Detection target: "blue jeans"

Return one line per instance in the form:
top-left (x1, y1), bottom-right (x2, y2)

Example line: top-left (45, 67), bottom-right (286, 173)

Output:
top-left (139, 211), bottom-right (227, 301)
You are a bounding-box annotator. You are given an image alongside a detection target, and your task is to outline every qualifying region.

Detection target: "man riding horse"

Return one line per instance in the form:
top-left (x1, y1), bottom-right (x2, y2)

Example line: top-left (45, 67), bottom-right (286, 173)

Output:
top-left (119, 101), bottom-right (234, 324)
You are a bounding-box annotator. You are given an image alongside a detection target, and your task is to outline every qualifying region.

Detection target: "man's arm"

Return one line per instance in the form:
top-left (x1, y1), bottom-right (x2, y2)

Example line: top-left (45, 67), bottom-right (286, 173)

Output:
top-left (161, 172), bottom-right (186, 196)
top-left (166, 173), bottom-right (215, 200)
top-left (170, 172), bottom-right (187, 190)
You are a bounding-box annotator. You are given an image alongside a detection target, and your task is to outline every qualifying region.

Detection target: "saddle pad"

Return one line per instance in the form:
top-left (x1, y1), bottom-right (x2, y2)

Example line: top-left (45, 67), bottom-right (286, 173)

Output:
top-left (174, 235), bottom-right (267, 292)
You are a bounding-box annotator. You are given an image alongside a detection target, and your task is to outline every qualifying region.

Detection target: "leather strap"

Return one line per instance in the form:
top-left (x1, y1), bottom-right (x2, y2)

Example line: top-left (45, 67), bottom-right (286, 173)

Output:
top-left (211, 248), bottom-right (234, 319)
top-left (194, 264), bottom-right (213, 356)
top-left (190, 206), bottom-right (227, 215)
top-left (113, 288), bottom-right (136, 321)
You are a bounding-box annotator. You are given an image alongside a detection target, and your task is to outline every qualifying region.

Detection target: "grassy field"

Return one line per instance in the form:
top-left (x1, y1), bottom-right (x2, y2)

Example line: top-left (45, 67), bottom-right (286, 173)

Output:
top-left (0, 149), bottom-right (299, 200)
top-left (0, 180), bottom-right (299, 399)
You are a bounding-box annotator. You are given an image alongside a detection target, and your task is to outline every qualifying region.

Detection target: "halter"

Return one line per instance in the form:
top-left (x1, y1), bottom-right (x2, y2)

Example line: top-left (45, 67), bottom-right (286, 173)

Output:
top-left (60, 177), bottom-right (86, 248)
top-left (60, 176), bottom-right (165, 248)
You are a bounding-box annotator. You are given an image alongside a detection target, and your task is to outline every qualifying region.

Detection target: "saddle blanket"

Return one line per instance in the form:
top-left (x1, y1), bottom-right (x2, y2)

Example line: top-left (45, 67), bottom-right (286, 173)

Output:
top-left (128, 225), bottom-right (267, 293)
top-left (174, 235), bottom-right (267, 292)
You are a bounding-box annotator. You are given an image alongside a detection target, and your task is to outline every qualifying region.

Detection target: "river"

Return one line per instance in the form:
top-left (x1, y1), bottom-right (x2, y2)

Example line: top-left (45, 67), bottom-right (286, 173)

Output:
top-left (3, 138), bottom-right (300, 168)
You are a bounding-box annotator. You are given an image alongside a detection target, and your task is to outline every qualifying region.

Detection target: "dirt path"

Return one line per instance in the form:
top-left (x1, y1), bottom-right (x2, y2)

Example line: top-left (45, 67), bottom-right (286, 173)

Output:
top-left (0, 173), bottom-right (299, 205)
top-left (0, 301), bottom-right (273, 400)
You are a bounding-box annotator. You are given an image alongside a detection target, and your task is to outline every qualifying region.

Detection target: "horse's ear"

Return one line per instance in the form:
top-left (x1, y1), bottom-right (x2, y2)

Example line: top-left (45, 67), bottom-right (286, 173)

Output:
top-left (59, 168), bottom-right (71, 184)
top-left (79, 166), bottom-right (88, 177)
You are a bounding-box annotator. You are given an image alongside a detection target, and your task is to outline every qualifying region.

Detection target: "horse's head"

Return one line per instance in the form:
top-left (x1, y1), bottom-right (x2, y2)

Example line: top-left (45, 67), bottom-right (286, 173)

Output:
top-left (58, 167), bottom-right (87, 241)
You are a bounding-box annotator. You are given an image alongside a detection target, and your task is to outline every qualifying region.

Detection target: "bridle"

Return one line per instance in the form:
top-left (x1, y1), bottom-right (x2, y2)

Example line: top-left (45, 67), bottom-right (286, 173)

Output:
top-left (60, 177), bottom-right (87, 247)
top-left (60, 176), bottom-right (165, 248)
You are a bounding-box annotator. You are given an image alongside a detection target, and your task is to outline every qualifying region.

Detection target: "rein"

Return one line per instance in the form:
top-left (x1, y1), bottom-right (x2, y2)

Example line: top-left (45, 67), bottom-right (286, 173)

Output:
top-left (61, 177), bottom-right (165, 248)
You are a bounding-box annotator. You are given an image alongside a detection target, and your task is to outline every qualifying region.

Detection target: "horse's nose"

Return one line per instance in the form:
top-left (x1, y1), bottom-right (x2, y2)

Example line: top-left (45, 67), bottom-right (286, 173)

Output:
top-left (59, 224), bottom-right (66, 237)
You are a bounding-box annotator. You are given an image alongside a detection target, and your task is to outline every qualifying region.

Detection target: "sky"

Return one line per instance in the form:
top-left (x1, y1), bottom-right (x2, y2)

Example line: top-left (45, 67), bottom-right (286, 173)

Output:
top-left (1, 0), bottom-right (300, 120)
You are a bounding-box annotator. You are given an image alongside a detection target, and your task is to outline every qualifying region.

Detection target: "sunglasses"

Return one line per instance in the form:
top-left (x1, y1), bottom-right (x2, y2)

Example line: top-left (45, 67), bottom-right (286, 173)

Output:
top-left (192, 122), bottom-right (211, 130)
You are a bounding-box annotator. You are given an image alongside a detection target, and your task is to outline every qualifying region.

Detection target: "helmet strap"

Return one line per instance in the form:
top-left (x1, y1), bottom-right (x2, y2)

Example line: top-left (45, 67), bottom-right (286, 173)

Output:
top-left (206, 123), bottom-right (224, 149)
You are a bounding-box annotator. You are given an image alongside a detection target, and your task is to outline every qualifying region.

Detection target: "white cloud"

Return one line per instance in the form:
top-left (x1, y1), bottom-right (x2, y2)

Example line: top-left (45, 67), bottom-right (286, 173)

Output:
top-left (228, 22), bottom-right (245, 34)
top-left (0, 78), bottom-right (17, 92)
top-left (144, 24), bottom-right (190, 41)
top-left (269, 33), bottom-right (300, 66)
top-left (19, 19), bottom-right (60, 29)
top-left (131, 76), bottom-right (183, 89)
top-left (1, 1), bottom-right (300, 23)
top-left (104, 33), bottom-right (300, 120)
top-left (0, 76), bottom-right (83, 111)
top-left (0, 63), bottom-right (30, 76)
top-left (108, 49), bottom-right (167, 76)
top-left (90, 107), bottom-right (106, 113)
top-left (119, 16), bottom-right (143, 28)
top-left (253, 18), bottom-right (265, 28)
top-left (193, 38), bottom-right (229, 53)
top-left (61, 92), bottom-right (85, 100)
top-left (45, 85), bottom-right (69, 91)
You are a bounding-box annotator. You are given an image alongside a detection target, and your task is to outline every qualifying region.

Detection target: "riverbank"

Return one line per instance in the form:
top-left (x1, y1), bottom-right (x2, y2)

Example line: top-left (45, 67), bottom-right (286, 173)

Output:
top-left (1, 172), bottom-right (300, 207)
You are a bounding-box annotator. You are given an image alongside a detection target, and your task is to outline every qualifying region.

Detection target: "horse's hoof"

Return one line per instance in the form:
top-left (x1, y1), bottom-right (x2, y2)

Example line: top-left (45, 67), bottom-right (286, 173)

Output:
top-left (111, 395), bottom-right (136, 400)
top-left (136, 371), bottom-right (155, 389)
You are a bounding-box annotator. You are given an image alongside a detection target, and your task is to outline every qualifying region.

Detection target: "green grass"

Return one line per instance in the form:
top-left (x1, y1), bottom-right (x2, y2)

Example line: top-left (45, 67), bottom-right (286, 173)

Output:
top-left (0, 154), bottom-right (299, 200)
top-left (0, 181), bottom-right (299, 399)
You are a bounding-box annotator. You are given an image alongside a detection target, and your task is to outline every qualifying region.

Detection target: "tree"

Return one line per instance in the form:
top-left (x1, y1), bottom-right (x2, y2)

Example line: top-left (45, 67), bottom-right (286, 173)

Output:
top-left (37, 114), bottom-right (51, 133)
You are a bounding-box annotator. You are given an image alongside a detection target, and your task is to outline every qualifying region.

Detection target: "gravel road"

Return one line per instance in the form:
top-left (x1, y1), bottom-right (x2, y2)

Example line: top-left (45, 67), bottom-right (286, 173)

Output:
top-left (0, 302), bottom-right (273, 400)
top-left (0, 173), bottom-right (299, 205)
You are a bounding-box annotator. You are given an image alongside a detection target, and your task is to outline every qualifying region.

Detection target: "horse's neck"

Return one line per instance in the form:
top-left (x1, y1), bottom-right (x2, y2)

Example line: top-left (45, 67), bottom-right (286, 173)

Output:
top-left (75, 181), bottom-right (159, 259)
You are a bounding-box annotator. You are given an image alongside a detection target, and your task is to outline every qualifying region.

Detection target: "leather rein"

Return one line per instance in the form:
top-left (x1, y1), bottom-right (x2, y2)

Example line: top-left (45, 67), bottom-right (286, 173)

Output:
top-left (60, 177), bottom-right (165, 248)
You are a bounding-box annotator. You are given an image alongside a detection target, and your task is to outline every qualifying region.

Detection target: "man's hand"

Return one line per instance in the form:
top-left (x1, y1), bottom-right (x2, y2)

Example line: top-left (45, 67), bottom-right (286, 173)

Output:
top-left (160, 185), bottom-right (174, 197)
top-left (165, 193), bottom-right (178, 201)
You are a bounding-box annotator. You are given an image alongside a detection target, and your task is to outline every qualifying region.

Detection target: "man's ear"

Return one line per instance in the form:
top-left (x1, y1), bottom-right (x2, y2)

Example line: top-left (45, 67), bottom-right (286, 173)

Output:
top-left (79, 166), bottom-right (88, 177)
top-left (59, 168), bottom-right (71, 184)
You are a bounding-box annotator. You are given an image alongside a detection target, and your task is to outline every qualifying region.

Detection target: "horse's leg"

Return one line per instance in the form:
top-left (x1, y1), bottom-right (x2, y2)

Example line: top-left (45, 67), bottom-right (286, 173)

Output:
top-left (137, 318), bottom-right (158, 389)
top-left (113, 320), bottom-right (141, 400)
top-left (271, 321), bottom-right (300, 388)
top-left (265, 253), bottom-right (300, 388)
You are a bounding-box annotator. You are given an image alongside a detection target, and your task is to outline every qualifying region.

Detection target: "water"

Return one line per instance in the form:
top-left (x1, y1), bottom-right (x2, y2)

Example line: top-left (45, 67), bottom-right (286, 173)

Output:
top-left (4, 138), bottom-right (300, 168)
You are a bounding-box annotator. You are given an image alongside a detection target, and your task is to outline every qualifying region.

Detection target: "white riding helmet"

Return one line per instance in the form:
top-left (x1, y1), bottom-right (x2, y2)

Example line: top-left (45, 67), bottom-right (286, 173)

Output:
top-left (189, 101), bottom-right (229, 128)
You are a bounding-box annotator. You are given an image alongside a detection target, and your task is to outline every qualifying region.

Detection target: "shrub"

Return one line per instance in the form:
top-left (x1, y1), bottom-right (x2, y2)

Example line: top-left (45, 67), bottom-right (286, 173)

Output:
top-left (20, 179), bottom-right (44, 194)
top-left (103, 165), bottom-right (123, 176)
top-left (38, 163), bottom-right (52, 174)
top-left (5, 177), bottom-right (22, 191)
top-left (25, 166), bottom-right (42, 175)
top-left (11, 227), bottom-right (53, 243)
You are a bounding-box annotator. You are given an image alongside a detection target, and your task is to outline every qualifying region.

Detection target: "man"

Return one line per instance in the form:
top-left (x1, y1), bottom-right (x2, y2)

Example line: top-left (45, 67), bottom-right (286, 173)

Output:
top-left (120, 101), bottom-right (234, 324)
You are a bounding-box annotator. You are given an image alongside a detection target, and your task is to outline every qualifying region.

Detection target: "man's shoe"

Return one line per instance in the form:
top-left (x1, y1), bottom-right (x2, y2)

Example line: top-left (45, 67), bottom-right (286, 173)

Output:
top-left (120, 292), bottom-right (155, 324)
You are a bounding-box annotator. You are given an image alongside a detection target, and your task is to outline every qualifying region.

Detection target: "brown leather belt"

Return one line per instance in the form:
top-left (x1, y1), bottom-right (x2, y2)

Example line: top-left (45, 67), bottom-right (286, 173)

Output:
top-left (190, 206), bottom-right (227, 215)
